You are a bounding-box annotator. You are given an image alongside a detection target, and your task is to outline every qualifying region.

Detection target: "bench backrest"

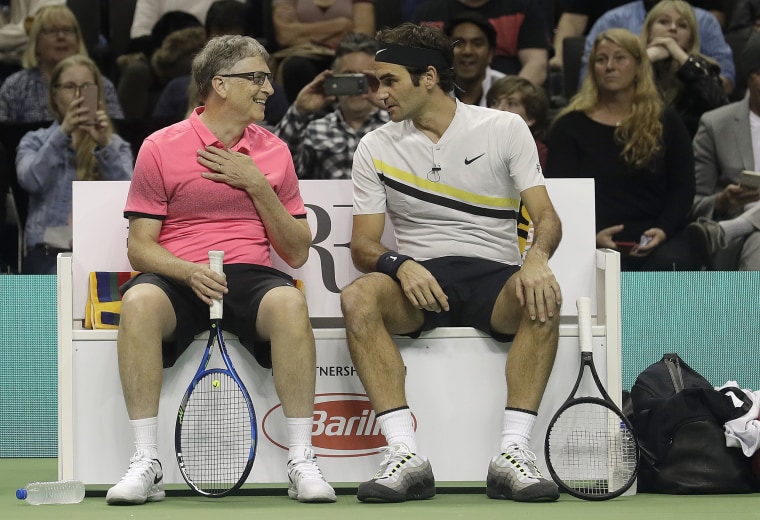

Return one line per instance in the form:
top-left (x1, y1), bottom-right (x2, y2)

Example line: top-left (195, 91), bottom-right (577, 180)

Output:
top-left (71, 178), bottom-right (596, 320)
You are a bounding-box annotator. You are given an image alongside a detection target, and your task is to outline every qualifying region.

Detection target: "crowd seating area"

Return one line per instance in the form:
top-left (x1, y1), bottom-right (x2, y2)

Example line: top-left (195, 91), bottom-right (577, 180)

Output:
top-left (0, 0), bottom-right (755, 274)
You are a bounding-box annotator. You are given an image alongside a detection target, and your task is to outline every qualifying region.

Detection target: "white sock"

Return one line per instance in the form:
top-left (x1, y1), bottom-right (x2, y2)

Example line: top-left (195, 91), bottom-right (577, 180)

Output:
top-left (131, 417), bottom-right (158, 460)
top-left (377, 407), bottom-right (418, 453)
top-left (720, 217), bottom-right (754, 241)
top-left (287, 417), bottom-right (314, 460)
top-left (501, 408), bottom-right (536, 451)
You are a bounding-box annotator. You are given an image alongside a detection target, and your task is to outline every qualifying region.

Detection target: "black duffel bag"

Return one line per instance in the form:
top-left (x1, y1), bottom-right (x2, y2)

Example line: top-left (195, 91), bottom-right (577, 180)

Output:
top-left (630, 353), bottom-right (759, 494)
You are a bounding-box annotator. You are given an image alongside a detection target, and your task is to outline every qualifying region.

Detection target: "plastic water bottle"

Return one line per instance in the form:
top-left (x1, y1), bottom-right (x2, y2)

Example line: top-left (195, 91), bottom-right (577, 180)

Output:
top-left (16, 480), bottom-right (85, 505)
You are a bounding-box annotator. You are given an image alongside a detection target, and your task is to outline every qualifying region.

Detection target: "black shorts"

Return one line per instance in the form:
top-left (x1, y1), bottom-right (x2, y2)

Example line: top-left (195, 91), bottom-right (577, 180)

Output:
top-left (408, 256), bottom-right (520, 342)
top-left (120, 264), bottom-right (295, 368)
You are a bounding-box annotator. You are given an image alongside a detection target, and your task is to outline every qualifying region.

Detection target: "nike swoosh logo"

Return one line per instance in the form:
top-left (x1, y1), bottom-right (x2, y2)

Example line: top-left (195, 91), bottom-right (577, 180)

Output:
top-left (464, 153), bottom-right (485, 165)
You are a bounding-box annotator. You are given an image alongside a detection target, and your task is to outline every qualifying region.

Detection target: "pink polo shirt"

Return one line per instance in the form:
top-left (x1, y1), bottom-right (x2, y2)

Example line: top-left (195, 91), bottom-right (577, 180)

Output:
top-left (124, 108), bottom-right (306, 266)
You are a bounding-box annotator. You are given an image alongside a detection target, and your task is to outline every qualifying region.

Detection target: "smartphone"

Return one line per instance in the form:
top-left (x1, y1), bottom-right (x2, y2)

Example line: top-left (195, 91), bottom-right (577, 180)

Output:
top-left (322, 74), bottom-right (368, 96)
top-left (81, 85), bottom-right (98, 126)
top-left (614, 241), bottom-right (637, 255)
top-left (739, 170), bottom-right (760, 190)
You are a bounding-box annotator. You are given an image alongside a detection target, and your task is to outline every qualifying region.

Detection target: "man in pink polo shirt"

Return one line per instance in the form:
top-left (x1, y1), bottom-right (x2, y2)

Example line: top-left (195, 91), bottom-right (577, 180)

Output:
top-left (106, 35), bottom-right (336, 506)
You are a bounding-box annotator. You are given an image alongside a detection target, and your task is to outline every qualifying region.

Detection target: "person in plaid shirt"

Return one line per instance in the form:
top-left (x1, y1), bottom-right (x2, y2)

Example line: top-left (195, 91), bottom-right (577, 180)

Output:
top-left (275, 32), bottom-right (388, 179)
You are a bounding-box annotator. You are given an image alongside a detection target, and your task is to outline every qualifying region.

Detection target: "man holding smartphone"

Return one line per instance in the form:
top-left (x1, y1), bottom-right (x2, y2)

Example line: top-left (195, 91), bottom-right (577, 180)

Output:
top-left (688, 33), bottom-right (760, 270)
top-left (274, 32), bottom-right (388, 180)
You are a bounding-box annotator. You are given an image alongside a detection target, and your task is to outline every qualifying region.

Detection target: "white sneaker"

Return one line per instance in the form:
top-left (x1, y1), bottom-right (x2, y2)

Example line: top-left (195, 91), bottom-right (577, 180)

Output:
top-left (106, 453), bottom-right (165, 505)
top-left (287, 447), bottom-right (336, 503)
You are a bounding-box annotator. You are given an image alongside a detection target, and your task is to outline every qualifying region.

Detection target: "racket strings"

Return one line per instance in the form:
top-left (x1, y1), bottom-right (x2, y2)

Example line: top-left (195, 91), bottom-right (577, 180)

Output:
top-left (547, 402), bottom-right (637, 497)
top-left (180, 372), bottom-right (253, 493)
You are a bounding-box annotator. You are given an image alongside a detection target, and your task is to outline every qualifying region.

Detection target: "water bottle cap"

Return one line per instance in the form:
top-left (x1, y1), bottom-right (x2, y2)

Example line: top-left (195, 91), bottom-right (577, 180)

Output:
top-left (16, 488), bottom-right (27, 500)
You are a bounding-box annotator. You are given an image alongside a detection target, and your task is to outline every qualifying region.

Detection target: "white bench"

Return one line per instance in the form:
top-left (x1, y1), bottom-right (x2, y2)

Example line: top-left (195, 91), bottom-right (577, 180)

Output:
top-left (57, 179), bottom-right (622, 485)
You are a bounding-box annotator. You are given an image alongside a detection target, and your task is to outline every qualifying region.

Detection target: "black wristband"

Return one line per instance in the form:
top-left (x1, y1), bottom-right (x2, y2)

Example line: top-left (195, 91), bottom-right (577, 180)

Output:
top-left (376, 251), bottom-right (413, 281)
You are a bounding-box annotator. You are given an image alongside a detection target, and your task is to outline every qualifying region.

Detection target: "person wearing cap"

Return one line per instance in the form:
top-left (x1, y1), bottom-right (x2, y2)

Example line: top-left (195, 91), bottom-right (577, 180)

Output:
top-left (340, 22), bottom-right (562, 504)
top-left (687, 32), bottom-right (760, 270)
top-left (443, 12), bottom-right (505, 107)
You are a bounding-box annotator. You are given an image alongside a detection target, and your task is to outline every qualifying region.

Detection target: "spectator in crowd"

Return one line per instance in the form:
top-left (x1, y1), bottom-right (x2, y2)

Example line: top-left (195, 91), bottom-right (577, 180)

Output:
top-left (0, 0), bottom-right (64, 82)
top-left (692, 0), bottom-right (726, 26)
top-left (687, 33), bottom-right (760, 270)
top-left (641, 0), bottom-right (727, 137)
top-left (341, 22), bottom-right (562, 504)
top-left (274, 32), bottom-right (387, 179)
top-left (551, 0), bottom-right (627, 72)
top-left (724, 0), bottom-right (760, 98)
top-left (401, 0), bottom-right (426, 22)
top-left (551, 0), bottom-right (725, 71)
top-left (152, 0), bottom-right (288, 127)
top-left (578, 0), bottom-right (735, 96)
top-left (271, 0), bottom-right (375, 103)
top-left (126, 0), bottom-right (245, 58)
top-left (726, 0), bottom-right (760, 36)
top-left (487, 76), bottom-right (549, 170)
top-left (16, 55), bottom-right (132, 274)
top-left (547, 28), bottom-right (703, 271)
top-left (106, 35), bottom-right (335, 506)
top-left (0, 4), bottom-right (123, 122)
top-left (413, 0), bottom-right (549, 87)
top-left (443, 12), bottom-right (505, 106)
top-left (116, 7), bottom-right (204, 120)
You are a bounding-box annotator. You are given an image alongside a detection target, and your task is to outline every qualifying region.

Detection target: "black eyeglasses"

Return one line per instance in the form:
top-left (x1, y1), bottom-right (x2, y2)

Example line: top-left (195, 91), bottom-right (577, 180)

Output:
top-left (217, 71), bottom-right (273, 86)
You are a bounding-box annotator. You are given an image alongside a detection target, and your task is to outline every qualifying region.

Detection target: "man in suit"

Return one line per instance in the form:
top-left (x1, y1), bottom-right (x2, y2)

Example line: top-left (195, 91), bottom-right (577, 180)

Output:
top-left (687, 33), bottom-right (760, 270)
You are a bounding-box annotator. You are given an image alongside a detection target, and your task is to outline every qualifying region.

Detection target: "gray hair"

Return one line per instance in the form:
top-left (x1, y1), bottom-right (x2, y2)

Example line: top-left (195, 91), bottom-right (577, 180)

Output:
top-left (192, 35), bottom-right (269, 100)
top-left (332, 32), bottom-right (379, 70)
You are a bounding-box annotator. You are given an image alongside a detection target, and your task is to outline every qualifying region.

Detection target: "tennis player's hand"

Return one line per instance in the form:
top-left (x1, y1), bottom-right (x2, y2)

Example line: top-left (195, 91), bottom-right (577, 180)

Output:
top-left (515, 252), bottom-right (561, 322)
top-left (396, 260), bottom-right (449, 313)
top-left (188, 263), bottom-right (228, 306)
top-left (197, 145), bottom-right (268, 193)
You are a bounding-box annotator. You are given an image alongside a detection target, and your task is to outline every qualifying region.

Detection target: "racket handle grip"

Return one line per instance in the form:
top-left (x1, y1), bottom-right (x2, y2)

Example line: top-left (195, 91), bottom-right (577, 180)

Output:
top-left (208, 250), bottom-right (224, 319)
top-left (576, 296), bottom-right (592, 353)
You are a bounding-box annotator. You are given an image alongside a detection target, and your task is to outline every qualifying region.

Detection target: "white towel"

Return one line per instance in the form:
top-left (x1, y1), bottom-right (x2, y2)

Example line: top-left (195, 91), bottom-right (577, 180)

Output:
top-left (717, 381), bottom-right (760, 457)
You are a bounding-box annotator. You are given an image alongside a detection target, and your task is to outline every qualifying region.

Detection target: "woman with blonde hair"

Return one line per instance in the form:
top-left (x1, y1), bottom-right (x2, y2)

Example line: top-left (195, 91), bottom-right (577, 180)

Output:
top-left (0, 4), bottom-right (123, 122)
top-left (641, 0), bottom-right (727, 136)
top-left (546, 28), bottom-right (704, 271)
top-left (16, 55), bottom-right (132, 273)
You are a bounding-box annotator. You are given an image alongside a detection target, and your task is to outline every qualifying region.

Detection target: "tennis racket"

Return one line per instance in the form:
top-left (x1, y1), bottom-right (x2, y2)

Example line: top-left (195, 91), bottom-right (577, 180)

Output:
top-left (175, 250), bottom-right (257, 497)
top-left (544, 296), bottom-right (639, 500)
